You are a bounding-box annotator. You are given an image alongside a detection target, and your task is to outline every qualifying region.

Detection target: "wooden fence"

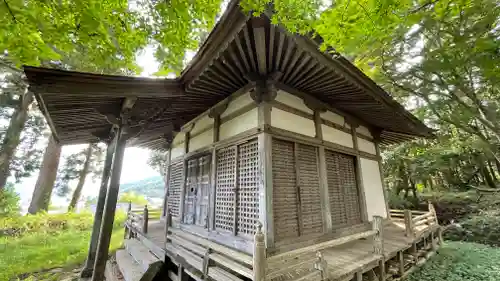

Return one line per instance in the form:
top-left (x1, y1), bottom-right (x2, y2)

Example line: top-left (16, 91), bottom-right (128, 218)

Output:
top-left (389, 202), bottom-right (438, 238)
top-left (124, 203), bottom-right (162, 238)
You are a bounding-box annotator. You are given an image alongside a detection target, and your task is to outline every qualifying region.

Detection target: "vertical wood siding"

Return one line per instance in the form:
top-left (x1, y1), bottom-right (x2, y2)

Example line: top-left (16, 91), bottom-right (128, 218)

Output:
top-left (272, 139), bottom-right (299, 241)
top-left (325, 150), bottom-right (361, 228)
top-left (272, 138), bottom-right (323, 242)
top-left (297, 144), bottom-right (323, 235)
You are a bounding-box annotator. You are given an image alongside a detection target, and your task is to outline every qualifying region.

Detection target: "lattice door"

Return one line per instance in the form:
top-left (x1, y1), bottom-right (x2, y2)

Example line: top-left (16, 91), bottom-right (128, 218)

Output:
top-left (215, 147), bottom-right (237, 232)
top-left (195, 155), bottom-right (211, 227)
top-left (167, 161), bottom-right (184, 218)
top-left (297, 144), bottom-right (323, 235)
top-left (325, 150), bottom-right (361, 228)
top-left (237, 139), bottom-right (260, 236)
top-left (272, 139), bottom-right (299, 241)
top-left (183, 158), bottom-right (198, 225)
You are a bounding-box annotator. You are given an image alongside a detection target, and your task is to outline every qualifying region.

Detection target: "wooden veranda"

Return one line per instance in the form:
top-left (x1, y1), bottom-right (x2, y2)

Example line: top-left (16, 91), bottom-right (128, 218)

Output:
top-left (122, 203), bottom-right (442, 281)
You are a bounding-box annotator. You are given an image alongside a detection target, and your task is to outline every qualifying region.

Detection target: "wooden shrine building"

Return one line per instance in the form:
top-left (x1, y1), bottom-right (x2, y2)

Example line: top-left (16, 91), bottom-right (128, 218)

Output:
top-left (23, 1), bottom-right (441, 281)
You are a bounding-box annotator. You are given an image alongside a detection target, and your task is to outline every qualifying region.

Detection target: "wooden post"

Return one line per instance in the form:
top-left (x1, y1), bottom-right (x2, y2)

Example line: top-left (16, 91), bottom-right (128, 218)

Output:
top-left (373, 215), bottom-right (384, 256)
top-left (143, 205), bottom-right (149, 234)
top-left (91, 128), bottom-right (127, 281)
top-left (404, 210), bottom-right (414, 238)
top-left (80, 140), bottom-right (115, 278)
top-left (428, 201), bottom-right (438, 225)
top-left (253, 222), bottom-right (266, 281)
top-left (398, 251), bottom-right (404, 276)
top-left (314, 251), bottom-right (328, 280)
top-left (431, 231), bottom-right (438, 251)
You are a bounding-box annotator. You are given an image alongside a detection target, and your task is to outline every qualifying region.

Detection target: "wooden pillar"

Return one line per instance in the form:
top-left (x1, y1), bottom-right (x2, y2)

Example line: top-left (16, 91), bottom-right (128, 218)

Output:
top-left (351, 124), bottom-right (369, 222)
top-left (374, 136), bottom-right (390, 219)
top-left (404, 210), bottom-right (414, 238)
top-left (80, 138), bottom-right (116, 278)
top-left (143, 205), bottom-right (149, 234)
top-left (308, 103), bottom-right (332, 233)
top-left (251, 77), bottom-right (275, 249)
top-left (398, 251), bottom-right (404, 276)
top-left (372, 215), bottom-right (384, 255)
top-left (91, 128), bottom-right (127, 281)
top-left (253, 222), bottom-right (266, 281)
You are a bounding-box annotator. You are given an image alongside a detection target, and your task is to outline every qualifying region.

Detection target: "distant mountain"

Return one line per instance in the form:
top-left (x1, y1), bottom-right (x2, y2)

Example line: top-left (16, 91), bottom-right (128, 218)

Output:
top-left (120, 176), bottom-right (165, 199)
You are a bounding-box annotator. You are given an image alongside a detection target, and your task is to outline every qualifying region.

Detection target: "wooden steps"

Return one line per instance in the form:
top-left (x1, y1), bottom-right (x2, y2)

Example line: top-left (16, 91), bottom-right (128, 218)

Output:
top-left (116, 250), bottom-right (145, 281)
top-left (114, 238), bottom-right (164, 281)
top-left (125, 239), bottom-right (160, 272)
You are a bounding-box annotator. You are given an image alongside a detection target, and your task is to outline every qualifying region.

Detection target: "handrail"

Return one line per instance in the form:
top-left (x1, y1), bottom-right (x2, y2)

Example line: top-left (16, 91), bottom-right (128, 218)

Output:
top-left (391, 202), bottom-right (439, 238)
top-left (267, 229), bottom-right (377, 263)
top-left (264, 216), bottom-right (383, 281)
top-left (125, 203), bottom-right (151, 236)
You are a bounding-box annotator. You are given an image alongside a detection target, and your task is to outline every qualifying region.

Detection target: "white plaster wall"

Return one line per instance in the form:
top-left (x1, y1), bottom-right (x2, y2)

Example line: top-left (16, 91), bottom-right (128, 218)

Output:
top-left (321, 110), bottom-right (350, 128)
top-left (358, 137), bottom-right (377, 155)
top-left (172, 133), bottom-right (185, 146)
top-left (275, 90), bottom-right (313, 114)
top-left (190, 128), bottom-right (214, 151)
top-left (271, 108), bottom-right (316, 137)
top-left (221, 92), bottom-right (253, 118)
top-left (322, 124), bottom-right (354, 148)
top-left (220, 108), bottom-right (258, 140)
top-left (360, 158), bottom-right (387, 220)
top-left (191, 115), bottom-right (214, 135)
top-left (357, 125), bottom-right (372, 137)
top-left (170, 142), bottom-right (185, 160)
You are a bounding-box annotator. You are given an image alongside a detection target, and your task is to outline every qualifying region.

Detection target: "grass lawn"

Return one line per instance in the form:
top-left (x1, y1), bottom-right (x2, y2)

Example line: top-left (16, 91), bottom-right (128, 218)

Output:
top-left (408, 241), bottom-right (500, 281)
top-left (0, 212), bottom-right (125, 281)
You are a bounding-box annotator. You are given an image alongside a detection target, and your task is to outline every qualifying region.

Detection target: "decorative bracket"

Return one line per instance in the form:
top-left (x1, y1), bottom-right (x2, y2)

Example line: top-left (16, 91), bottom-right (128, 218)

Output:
top-left (208, 99), bottom-right (229, 118)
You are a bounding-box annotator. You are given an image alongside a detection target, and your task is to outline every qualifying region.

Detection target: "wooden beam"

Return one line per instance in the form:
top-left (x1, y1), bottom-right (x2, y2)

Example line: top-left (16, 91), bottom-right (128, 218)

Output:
top-left (375, 139), bottom-right (390, 218)
top-left (258, 133), bottom-right (274, 250)
top-left (91, 127), bottom-right (127, 281)
top-left (80, 139), bottom-right (115, 278)
top-left (352, 126), bottom-right (369, 222)
top-left (252, 17), bottom-right (267, 75)
top-left (318, 147), bottom-right (332, 232)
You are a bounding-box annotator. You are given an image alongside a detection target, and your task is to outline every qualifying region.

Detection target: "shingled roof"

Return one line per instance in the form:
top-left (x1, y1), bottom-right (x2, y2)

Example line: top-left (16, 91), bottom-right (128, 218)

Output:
top-left (24, 0), bottom-right (432, 150)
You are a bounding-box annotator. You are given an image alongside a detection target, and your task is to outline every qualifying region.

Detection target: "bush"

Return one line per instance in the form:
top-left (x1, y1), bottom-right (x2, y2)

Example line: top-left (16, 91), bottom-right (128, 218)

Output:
top-left (407, 242), bottom-right (500, 281)
top-left (444, 210), bottom-right (500, 247)
top-left (0, 185), bottom-right (21, 217)
top-left (0, 211), bottom-right (126, 238)
top-left (0, 211), bottom-right (126, 280)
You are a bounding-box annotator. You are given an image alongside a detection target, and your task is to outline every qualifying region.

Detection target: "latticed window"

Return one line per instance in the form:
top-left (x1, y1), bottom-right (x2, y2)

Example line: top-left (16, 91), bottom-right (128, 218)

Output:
top-left (272, 138), bottom-right (323, 242)
top-left (215, 139), bottom-right (260, 236)
top-left (183, 154), bottom-right (211, 227)
top-left (325, 150), bottom-right (361, 228)
top-left (167, 161), bottom-right (184, 218)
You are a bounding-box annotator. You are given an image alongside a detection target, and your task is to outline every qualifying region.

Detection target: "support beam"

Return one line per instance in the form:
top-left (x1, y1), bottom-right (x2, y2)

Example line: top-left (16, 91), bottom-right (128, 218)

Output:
top-left (80, 138), bottom-right (116, 278)
top-left (373, 132), bottom-right (390, 218)
top-left (352, 125), bottom-right (369, 222)
top-left (91, 127), bottom-right (127, 281)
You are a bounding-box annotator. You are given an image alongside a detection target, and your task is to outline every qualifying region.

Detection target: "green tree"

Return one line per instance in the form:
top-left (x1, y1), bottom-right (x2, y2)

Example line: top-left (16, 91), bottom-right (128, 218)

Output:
top-left (118, 192), bottom-right (148, 206)
top-left (55, 143), bottom-right (105, 211)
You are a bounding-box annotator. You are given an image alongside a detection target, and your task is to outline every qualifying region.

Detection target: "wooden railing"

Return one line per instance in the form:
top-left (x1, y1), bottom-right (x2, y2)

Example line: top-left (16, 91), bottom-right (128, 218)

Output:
top-left (389, 202), bottom-right (438, 238)
top-left (164, 210), bottom-right (254, 281)
top-left (124, 203), bottom-right (162, 237)
top-left (262, 216), bottom-right (384, 281)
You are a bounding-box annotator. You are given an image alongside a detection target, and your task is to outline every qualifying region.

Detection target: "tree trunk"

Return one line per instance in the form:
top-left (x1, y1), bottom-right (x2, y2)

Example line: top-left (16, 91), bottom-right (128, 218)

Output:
top-left (28, 135), bottom-right (62, 214)
top-left (0, 92), bottom-right (33, 191)
top-left (68, 144), bottom-right (93, 211)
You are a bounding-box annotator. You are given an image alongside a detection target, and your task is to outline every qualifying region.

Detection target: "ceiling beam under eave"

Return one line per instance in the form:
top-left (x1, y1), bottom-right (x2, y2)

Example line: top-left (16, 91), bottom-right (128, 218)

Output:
top-left (180, 1), bottom-right (250, 87)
